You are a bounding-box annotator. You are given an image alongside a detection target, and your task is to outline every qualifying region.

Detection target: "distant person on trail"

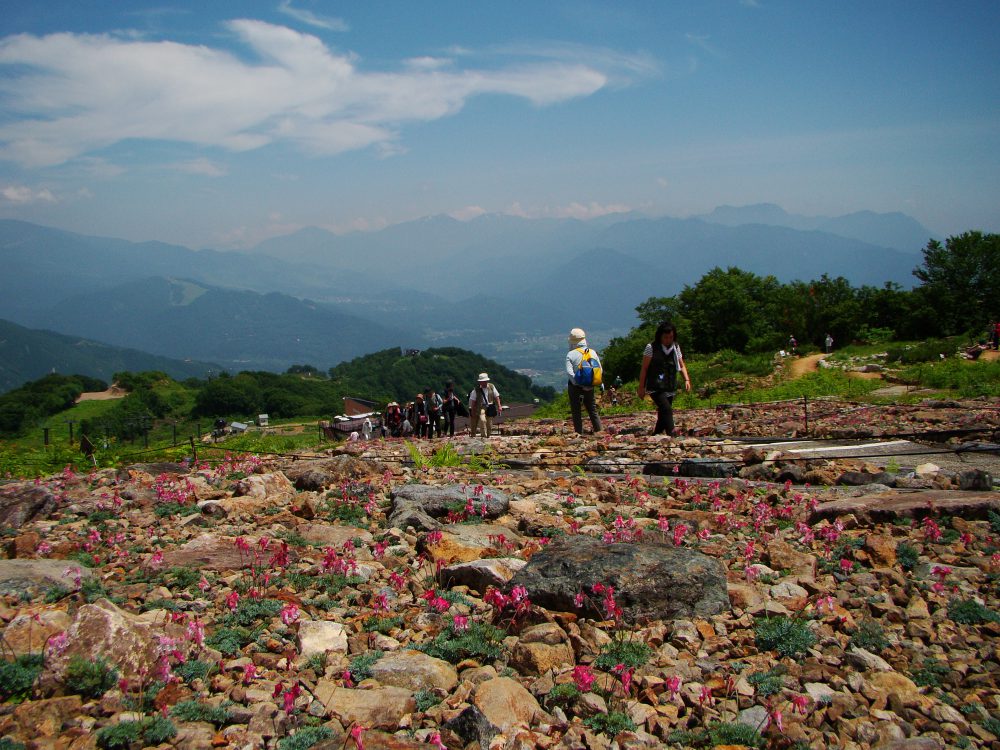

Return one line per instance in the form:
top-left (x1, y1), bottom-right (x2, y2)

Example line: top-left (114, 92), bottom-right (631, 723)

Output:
top-left (424, 387), bottom-right (443, 438)
top-left (441, 381), bottom-right (462, 437)
top-left (362, 417), bottom-right (373, 441)
top-left (413, 393), bottom-right (428, 438)
top-left (994, 320), bottom-right (1000, 350)
top-left (565, 327), bottom-right (603, 434)
top-left (468, 372), bottom-right (501, 437)
top-left (637, 322), bottom-right (691, 436)
top-left (788, 335), bottom-right (798, 354)
top-left (825, 333), bottom-right (834, 354)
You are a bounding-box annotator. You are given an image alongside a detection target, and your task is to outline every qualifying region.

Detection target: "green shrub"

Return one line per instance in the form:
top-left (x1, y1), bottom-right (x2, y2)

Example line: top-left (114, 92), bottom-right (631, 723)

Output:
top-left (849, 618), bottom-right (891, 652)
top-left (223, 598), bottom-right (283, 627)
top-left (948, 598), bottom-right (1000, 625)
top-left (708, 721), bottom-right (765, 749)
top-left (911, 657), bottom-right (949, 688)
top-left (754, 616), bottom-right (816, 658)
top-left (989, 510), bottom-right (1000, 535)
top-left (96, 716), bottom-right (176, 749)
top-left (896, 541), bottom-right (919, 571)
top-left (363, 615), bottom-right (404, 634)
top-left (982, 716), bottom-right (1000, 737)
top-left (593, 637), bottom-right (653, 671)
top-left (65, 655), bottom-right (119, 699)
top-left (0, 654), bottom-right (44, 702)
top-left (584, 710), bottom-right (637, 736)
top-left (747, 666), bottom-right (785, 697)
top-left (0, 738), bottom-right (26, 750)
top-left (419, 621), bottom-right (505, 664)
top-left (347, 650), bottom-right (383, 682)
top-left (206, 626), bottom-right (257, 656)
top-left (278, 726), bottom-right (334, 750)
top-left (414, 688), bottom-right (441, 712)
top-left (170, 700), bottom-right (233, 727)
top-left (545, 683), bottom-right (581, 708)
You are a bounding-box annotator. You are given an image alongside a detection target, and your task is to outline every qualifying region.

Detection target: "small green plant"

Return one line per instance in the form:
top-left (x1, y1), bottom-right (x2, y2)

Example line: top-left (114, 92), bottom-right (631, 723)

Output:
top-left (746, 666), bottom-right (785, 697)
top-left (174, 658), bottom-right (214, 684)
top-left (989, 510), bottom-right (1000, 535)
top-left (170, 700), bottom-right (233, 727)
top-left (347, 650), bottom-right (383, 682)
top-left (982, 716), bottom-right (1000, 737)
top-left (65, 655), bottom-right (119, 699)
top-left (223, 598), bottom-right (283, 627)
top-left (44, 584), bottom-right (71, 603)
top-left (428, 442), bottom-right (464, 467)
top-left (896, 541), bottom-right (919, 571)
top-left (0, 654), bottom-right (44, 702)
top-left (0, 738), bottom-right (26, 750)
top-left (849, 618), bottom-right (891, 652)
top-left (363, 615), bottom-right (404, 634)
top-left (414, 688), bottom-right (441, 712)
top-left (754, 615), bottom-right (816, 658)
top-left (911, 657), bottom-right (949, 688)
top-left (96, 716), bottom-right (177, 749)
top-left (708, 721), bottom-right (765, 748)
top-left (584, 710), bottom-right (637, 736)
top-left (405, 441), bottom-right (429, 469)
top-left (206, 625), bottom-right (258, 656)
top-left (278, 725), bottom-right (334, 750)
top-left (419, 621), bottom-right (505, 664)
top-left (154, 502), bottom-right (200, 518)
top-left (304, 653), bottom-right (327, 674)
top-left (545, 683), bottom-right (581, 708)
top-left (593, 637), bottom-right (653, 671)
top-left (885, 458), bottom-right (901, 474)
top-left (948, 598), bottom-right (1000, 625)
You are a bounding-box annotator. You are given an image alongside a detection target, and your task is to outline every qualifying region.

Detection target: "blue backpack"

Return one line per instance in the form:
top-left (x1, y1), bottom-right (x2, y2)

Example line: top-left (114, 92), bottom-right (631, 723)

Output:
top-left (573, 348), bottom-right (603, 387)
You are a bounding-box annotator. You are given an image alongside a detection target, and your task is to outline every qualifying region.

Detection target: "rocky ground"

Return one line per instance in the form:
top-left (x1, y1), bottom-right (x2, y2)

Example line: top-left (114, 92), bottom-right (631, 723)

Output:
top-left (0, 399), bottom-right (998, 750)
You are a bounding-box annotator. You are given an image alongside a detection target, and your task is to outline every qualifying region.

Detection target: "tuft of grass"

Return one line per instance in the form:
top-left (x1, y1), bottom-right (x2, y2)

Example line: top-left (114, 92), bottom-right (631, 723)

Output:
top-left (583, 710), bottom-right (637, 737)
top-left (170, 700), bottom-right (233, 727)
top-left (419, 621), bottom-right (505, 664)
top-left (948, 598), bottom-right (1000, 625)
top-left (347, 650), bottom-right (383, 682)
top-left (911, 657), bottom-right (949, 688)
top-left (0, 654), bottom-right (44, 702)
top-left (896, 541), bottom-right (919, 571)
top-left (754, 616), bottom-right (816, 658)
top-left (593, 637), bottom-right (653, 672)
top-left (708, 721), bottom-right (765, 749)
top-left (222, 598), bottom-right (283, 627)
top-left (414, 688), bottom-right (441, 712)
top-left (746, 666), bottom-right (785, 697)
top-left (65, 655), bottom-right (119, 699)
top-left (277, 726), bottom-right (334, 750)
top-left (849, 618), bottom-right (891, 653)
top-left (96, 716), bottom-right (177, 750)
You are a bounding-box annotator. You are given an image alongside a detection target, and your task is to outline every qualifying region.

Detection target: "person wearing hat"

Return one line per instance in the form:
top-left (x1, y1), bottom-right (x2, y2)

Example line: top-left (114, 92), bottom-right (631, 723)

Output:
top-left (468, 372), bottom-right (501, 437)
top-left (566, 328), bottom-right (603, 434)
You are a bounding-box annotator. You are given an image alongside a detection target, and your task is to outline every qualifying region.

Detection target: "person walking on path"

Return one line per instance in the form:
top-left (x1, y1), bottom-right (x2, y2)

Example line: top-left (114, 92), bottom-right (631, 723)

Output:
top-left (441, 381), bottom-right (461, 437)
top-left (637, 322), bottom-right (691, 436)
top-left (468, 372), bottom-right (501, 437)
top-left (825, 333), bottom-right (834, 354)
top-left (565, 327), bottom-right (602, 434)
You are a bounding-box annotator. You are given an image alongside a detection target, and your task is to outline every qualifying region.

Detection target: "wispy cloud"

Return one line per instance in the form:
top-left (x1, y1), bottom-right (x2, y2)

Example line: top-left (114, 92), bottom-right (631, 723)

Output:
top-left (1, 184), bottom-right (56, 204)
top-left (449, 205), bottom-right (487, 221)
top-left (685, 33), bottom-right (721, 57)
top-left (0, 20), bottom-right (622, 168)
top-left (170, 158), bottom-right (228, 177)
top-left (505, 200), bottom-right (631, 220)
top-left (276, 1), bottom-right (348, 32)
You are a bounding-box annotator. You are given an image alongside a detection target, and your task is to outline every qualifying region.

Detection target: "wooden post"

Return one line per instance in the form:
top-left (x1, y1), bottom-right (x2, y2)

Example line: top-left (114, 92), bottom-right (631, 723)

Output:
top-left (189, 436), bottom-right (197, 463)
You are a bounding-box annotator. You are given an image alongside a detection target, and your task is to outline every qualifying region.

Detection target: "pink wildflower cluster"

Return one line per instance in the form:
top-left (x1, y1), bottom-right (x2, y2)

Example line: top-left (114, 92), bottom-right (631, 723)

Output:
top-left (602, 514), bottom-right (642, 543)
top-left (484, 585), bottom-right (531, 620)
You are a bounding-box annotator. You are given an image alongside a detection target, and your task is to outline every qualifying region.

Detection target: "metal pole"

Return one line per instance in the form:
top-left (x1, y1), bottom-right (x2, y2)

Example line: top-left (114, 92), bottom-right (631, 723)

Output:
top-left (189, 436), bottom-right (197, 463)
top-left (43, 427), bottom-right (50, 446)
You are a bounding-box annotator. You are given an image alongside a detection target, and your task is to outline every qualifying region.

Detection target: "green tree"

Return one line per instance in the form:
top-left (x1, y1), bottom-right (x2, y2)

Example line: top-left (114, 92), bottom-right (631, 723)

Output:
top-left (677, 267), bottom-right (783, 353)
top-left (913, 231), bottom-right (1000, 335)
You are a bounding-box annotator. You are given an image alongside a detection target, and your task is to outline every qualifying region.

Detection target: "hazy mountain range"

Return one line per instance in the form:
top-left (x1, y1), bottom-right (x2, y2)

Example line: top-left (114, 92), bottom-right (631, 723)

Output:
top-left (0, 206), bottom-right (937, 391)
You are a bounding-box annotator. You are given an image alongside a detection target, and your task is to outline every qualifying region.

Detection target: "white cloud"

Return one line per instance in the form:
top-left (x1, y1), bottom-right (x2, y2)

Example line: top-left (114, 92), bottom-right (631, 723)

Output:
top-left (170, 158), bottom-right (228, 177)
top-left (449, 205), bottom-right (487, 221)
top-left (503, 200), bottom-right (631, 220)
top-left (276, 1), bottom-right (349, 32)
top-left (656, 177), bottom-right (670, 188)
top-left (1, 184), bottom-right (56, 204)
top-left (0, 20), bottom-right (622, 168)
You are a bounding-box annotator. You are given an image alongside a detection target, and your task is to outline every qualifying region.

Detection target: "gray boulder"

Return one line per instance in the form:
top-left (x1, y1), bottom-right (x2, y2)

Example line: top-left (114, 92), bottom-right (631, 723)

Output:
top-left (0, 484), bottom-right (59, 527)
top-left (507, 535), bottom-right (729, 624)
top-left (389, 484), bottom-right (509, 530)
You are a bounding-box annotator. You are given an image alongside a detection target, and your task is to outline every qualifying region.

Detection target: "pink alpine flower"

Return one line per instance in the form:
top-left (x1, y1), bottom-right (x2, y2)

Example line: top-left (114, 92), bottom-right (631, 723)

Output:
top-left (242, 663), bottom-right (259, 684)
top-left (613, 663), bottom-right (634, 695)
top-left (198, 576), bottom-right (211, 592)
top-left (665, 675), bottom-right (682, 701)
top-left (349, 724), bottom-right (366, 750)
top-left (790, 693), bottom-right (811, 715)
top-left (572, 665), bottom-right (596, 692)
top-left (428, 731), bottom-right (447, 750)
top-left (280, 603), bottom-right (299, 625)
top-left (452, 615), bottom-right (469, 631)
top-left (839, 558), bottom-right (854, 574)
top-left (225, 591), bottom-right (240, 611)
top-left (698, 684), bottom-right (715, 706)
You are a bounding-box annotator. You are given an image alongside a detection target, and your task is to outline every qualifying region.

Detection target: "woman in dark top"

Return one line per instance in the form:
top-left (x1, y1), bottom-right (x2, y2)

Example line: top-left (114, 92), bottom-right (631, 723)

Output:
top-left (637, 322), bottom-right (691, 436)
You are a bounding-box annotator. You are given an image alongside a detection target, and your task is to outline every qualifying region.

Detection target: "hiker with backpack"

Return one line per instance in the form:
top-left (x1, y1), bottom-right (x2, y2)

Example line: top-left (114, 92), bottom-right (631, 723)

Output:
top-left (566, 328), bottom-right (603, 434)
top-left (468, 372), bottom-right (501, 437)
top-left (637, 322), bottom-right (691, 436)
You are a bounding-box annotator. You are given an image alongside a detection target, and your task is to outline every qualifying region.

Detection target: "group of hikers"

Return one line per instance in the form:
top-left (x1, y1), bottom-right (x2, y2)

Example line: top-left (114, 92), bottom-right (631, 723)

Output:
top-left (362, 322), bottom-right (694, 441)
top-left (380, 373), bottom-right (503, 439)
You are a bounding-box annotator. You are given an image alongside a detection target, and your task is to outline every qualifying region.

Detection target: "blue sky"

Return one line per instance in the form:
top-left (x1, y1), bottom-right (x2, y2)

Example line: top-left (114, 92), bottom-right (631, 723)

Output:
top-left (0, 0), bottom-right (997, 249)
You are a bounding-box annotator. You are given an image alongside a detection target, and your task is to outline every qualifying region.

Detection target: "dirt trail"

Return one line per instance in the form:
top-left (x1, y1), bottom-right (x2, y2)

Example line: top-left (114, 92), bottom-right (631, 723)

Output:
top-left (788, 352), bottom-right (826, 378)
top-left (76, 385), bottom-right (127, 402)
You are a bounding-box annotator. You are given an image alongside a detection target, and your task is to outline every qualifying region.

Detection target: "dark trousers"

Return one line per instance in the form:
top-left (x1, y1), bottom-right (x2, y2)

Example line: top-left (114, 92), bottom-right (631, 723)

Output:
top-left (568, 382), bottom-right (601, 434)
top-left (651, 390), bottom-right (675, 436)
top-left (442, 410), bottom-right (456, 436)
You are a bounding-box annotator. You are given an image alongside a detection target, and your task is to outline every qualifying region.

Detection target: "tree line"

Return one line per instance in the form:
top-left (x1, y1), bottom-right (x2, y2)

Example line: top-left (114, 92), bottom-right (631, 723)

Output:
top-left (602, 231), bottom-right (999, 383)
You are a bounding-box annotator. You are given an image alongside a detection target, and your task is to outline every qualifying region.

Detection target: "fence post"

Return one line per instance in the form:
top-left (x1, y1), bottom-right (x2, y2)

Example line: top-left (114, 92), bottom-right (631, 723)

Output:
top-left (43, 427), bottom-right (50, 446)
top-left (803, 395), bottom-right (809, 435)
top-left (172, 422), bottom-right (177, 446)
top-left (189, 436), bottom-right (197, 463)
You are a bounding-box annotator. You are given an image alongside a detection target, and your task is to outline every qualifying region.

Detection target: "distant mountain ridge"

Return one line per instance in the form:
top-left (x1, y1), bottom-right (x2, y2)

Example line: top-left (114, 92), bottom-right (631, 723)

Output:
top-left (0, 206), bottom-right (937, 385)
top-left (0, 318), bottom-right (219, 394)
top-left (698, 203), bottom-right (937, 252)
